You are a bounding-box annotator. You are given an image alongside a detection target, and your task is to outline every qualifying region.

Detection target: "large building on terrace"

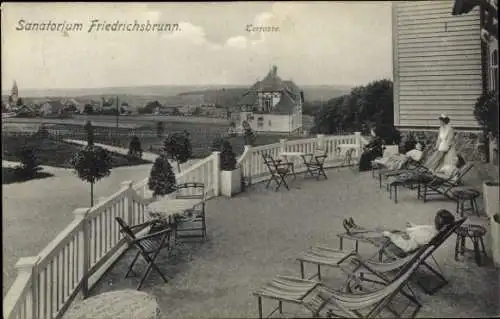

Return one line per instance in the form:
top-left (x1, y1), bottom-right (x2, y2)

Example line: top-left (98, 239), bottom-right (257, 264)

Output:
top-left (392, 0), bottom-right (498, 161)
top-left (236, 65), bottom-right (304, 134)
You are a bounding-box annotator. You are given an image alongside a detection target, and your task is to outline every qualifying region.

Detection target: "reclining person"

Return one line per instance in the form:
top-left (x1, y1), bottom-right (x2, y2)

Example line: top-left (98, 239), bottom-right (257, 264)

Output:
top-left (342, 209), bottom-right (456, 257)
top-left (373, 142), bottom-right (424, 170)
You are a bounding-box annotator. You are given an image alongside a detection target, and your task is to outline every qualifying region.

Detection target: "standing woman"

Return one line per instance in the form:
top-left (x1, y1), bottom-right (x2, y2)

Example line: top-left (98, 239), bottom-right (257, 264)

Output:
top-left (427, 114), bottom-right (456, 172)
top-left (359, 127), bottom-right (384, 171)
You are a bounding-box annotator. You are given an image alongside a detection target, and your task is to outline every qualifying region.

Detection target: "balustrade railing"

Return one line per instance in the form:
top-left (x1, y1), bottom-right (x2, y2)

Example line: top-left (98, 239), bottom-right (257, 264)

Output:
top-left (4, 133), bottom-right (361, 319)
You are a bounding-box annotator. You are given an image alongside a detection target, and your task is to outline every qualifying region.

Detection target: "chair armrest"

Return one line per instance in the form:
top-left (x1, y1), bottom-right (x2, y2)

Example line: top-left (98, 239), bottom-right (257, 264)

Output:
top-left (128, 220), bottom-right (156, 230)
top-left (135, 227), bottom-right (172, 242)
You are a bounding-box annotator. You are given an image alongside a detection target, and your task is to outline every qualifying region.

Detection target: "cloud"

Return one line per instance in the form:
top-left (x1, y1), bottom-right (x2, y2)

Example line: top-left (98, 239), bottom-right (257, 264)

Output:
top-left (226, 36), bottom-right (248, 49)
top-left (1, 2), bottom-right (392, 89)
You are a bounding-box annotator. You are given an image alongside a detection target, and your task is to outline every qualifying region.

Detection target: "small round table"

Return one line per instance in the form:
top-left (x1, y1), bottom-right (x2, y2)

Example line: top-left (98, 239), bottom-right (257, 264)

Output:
top-left (449, 187), bottom-right (481, 217)
top-left (64, 290), bottom-right (161, 319)
top-left (454, 224), bottom-right (488, 266)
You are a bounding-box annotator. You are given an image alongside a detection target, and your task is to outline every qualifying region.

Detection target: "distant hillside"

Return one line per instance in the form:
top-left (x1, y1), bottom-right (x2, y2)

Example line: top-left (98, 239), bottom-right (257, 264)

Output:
top-left (2, 84), bottom-right (352, 110)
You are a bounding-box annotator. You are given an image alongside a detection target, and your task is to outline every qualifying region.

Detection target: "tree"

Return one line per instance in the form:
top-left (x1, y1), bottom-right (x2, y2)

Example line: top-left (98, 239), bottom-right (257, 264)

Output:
top-left (474, 91), bottom-right (498, 161)
top-left (16, 97), bottom-right (24, 107)
top-left (128, 135), bottom-right (143, 159)
top-left (156, 121), bottom-right (165, 138)
top-left (148, 154), bottom-right (177, 197)
top-left (83, 120), bottom-right (94, 146)
top-left (83, 104), bottom-right (94, 114)
top-left (15, 147), bottom-right (41, 178)
top-left (312, 79), bottom-right (394, 135)
top-left (69, 145), bottom-right (113, 206)
top-left (163, 131), bottom-right (192, 172)
top-left (218, 139), bottom-right (237, 171)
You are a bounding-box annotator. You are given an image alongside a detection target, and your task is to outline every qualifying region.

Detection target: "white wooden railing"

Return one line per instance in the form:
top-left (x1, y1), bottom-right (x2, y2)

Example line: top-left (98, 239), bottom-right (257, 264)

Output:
top-left (3, 182), bottom-right (150, 319)
top-left (237, 133), bottom-right (363, 184)
top-left (133, 151), bottom-right (220, 200)
top-left (4, 133), bottom-right (362, 319)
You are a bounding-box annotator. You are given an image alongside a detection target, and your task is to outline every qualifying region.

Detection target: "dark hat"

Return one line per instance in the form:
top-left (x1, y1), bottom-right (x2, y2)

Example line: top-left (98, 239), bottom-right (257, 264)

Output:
top-left (438, 113), bottom-right (449, 120)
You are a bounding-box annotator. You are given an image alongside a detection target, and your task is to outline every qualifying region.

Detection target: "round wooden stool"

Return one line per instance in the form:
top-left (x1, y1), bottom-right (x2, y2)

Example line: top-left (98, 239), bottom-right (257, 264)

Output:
top-left (454, 224), bottom-right (488, 266)
top-left (449, 187), bottom-right (481, 217)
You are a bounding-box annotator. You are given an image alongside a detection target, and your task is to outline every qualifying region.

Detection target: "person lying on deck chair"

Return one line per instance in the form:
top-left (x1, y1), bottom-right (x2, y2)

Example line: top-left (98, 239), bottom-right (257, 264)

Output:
top-left (342, 209), bottom-right (456, 257)
top-left (373, 142), bottom-right (424, 170)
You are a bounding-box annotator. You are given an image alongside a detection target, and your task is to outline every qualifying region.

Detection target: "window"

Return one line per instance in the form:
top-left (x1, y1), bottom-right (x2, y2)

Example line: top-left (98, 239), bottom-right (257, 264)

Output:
top-left (257, 117), bottom-right (264, 128)
top-left (246, 113), bottom-right (254, 121)
top-left (490, 48), bottom-right (498, 93)
top-left (264, 97), bottom-right (273, 112)
top-left (268, 120), bottom-right (272, 126)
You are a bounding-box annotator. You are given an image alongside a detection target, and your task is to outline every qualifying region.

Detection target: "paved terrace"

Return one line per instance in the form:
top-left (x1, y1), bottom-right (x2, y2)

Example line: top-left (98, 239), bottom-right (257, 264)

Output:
top-left (82, 167), bottom-right (499, 318)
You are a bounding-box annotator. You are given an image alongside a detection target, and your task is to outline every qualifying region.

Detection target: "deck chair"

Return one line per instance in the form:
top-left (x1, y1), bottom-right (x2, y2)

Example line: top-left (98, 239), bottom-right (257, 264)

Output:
top-left (303, 147), bottom-right (328, 180)
top-left (376, 145), bottom-right (434, 188)
top-left (420, 162), bottom-right (474, 203)
top-left (262, 153), bottom-right (295, 191)
top-left (115, 217), bottom-right (172, 290)
top-left (253, 246), bottom-right (433, 318)
top-left (174, 182), bottom-right (207, 241)
top-left (297, 218), bottom-right (466, 295)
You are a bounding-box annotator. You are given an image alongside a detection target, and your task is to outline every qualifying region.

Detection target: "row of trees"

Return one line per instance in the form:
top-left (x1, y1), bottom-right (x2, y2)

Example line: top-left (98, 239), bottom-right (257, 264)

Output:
top-left (312, 79), bottom-right (395, 137)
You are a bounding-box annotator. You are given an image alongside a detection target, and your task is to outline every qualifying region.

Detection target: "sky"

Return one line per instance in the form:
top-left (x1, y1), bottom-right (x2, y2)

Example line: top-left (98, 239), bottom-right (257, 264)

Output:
top-left (1, 2), bottom-right (393, 91)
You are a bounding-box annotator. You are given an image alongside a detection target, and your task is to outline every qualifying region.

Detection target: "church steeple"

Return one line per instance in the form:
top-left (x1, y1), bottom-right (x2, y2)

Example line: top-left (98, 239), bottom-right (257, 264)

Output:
top-left (11, 81), bottom-right (18, 98)
top-left (10, 80), bottom-right (19, 106)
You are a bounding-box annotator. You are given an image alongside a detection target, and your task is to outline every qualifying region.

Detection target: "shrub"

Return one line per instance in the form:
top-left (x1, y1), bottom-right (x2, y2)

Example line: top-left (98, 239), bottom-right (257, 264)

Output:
top-left (401, 132), bottom-right (417, 154)
top-left (15, 147), bottom-right (41, 178)
top-left (474, 92), bottom-right (498, 161)
top-left (148, 154), bottom-right (177, 197)
top-left (128, 135), bottom-right (143, 159)
top-left (211, 136), bottom-right (224, 152)
top-left (163, 131), bottom-right (192, 172)
top-left (474, 91), bottom-right (499, 140)
top-left (242, 120), bottom-right (256, 146)
top-left (69, 145), bottom-right (113, 206)
top-left (217, 139), bottom-right (237, 171)
top-left (375, 125), bottom-right (401, 145)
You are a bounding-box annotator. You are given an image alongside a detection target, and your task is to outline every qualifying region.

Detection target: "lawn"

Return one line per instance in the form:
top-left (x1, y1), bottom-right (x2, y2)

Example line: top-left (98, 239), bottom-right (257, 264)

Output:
top-left (2, 166), bottom-right (54, 185)
top-left (1, 135), bottom-right (151, 170)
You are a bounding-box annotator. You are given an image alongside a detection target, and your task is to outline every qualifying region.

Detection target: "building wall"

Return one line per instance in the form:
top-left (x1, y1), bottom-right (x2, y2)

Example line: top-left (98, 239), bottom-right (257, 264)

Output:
top-left (393, 0), bottom-right (483, 129)
top-left (240, 112), bottom-right (291, 132)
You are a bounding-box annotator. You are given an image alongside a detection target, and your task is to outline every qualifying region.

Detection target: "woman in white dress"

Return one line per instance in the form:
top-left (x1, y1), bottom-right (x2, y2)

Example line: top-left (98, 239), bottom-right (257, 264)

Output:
top-left (427, 114), bottom-right (456, 172)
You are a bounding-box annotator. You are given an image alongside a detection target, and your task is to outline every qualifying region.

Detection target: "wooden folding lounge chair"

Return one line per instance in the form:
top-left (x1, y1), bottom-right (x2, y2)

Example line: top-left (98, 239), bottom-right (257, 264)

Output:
top-left (337, 218), bottom-right (466, 295)
top-left (115, 217), bottom-right (172, 290)
top-left (297, 218), bottom-right (466, 295)
top-left (303, 148), bottom-right (328, 180)
top-left (174, 182), bottom-right (207, 241)
top-left (376, 145), bottom-right (434, 188)
top-left (420, 163), bottom-right (474, 203)
top-left (253, 246), bottom-right (432, 318)
top-left (262, 153), bottom-right (295, 191)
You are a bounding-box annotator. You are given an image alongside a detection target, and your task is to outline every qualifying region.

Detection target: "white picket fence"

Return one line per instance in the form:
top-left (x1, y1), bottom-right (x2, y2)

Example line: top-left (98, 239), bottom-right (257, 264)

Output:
top-left (3, 133), bottom-right (363, 319)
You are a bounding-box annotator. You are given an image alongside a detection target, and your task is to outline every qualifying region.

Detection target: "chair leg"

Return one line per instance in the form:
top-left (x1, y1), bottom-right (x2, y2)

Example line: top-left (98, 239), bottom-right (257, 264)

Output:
top-left (137, 251), bottom-right (169, 290)
top-left (125, 251), bottom-right (141, 278)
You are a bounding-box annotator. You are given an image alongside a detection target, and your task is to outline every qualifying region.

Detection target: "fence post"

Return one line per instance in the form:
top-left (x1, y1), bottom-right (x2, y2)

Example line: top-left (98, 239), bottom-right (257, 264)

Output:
top-left (280, 139), bottom-right (287, 153)
top-left (72, 208), bottom-right (90, 298)
top-left (243, 145), bottom-right (253, 186)
top-left (8, 256), bottom-right (40, 319)
top-left (316, 134), bottom-right (325, 150)
top-left (354, 132), bottom-right (362, 158)
top-left (212, 151), bottom-right (221, 197)
top-left (121, 181), bottom-right (134, 224)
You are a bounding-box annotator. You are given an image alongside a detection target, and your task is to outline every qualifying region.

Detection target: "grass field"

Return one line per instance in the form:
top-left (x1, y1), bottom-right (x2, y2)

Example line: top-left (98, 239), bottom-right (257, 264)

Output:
top-left (1, 135), bottom-right (151, 170)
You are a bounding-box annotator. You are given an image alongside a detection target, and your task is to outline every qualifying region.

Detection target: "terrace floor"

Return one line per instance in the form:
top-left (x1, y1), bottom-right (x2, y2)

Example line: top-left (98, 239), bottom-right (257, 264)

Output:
top-left (84, 167), bottom-right (499, 318)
